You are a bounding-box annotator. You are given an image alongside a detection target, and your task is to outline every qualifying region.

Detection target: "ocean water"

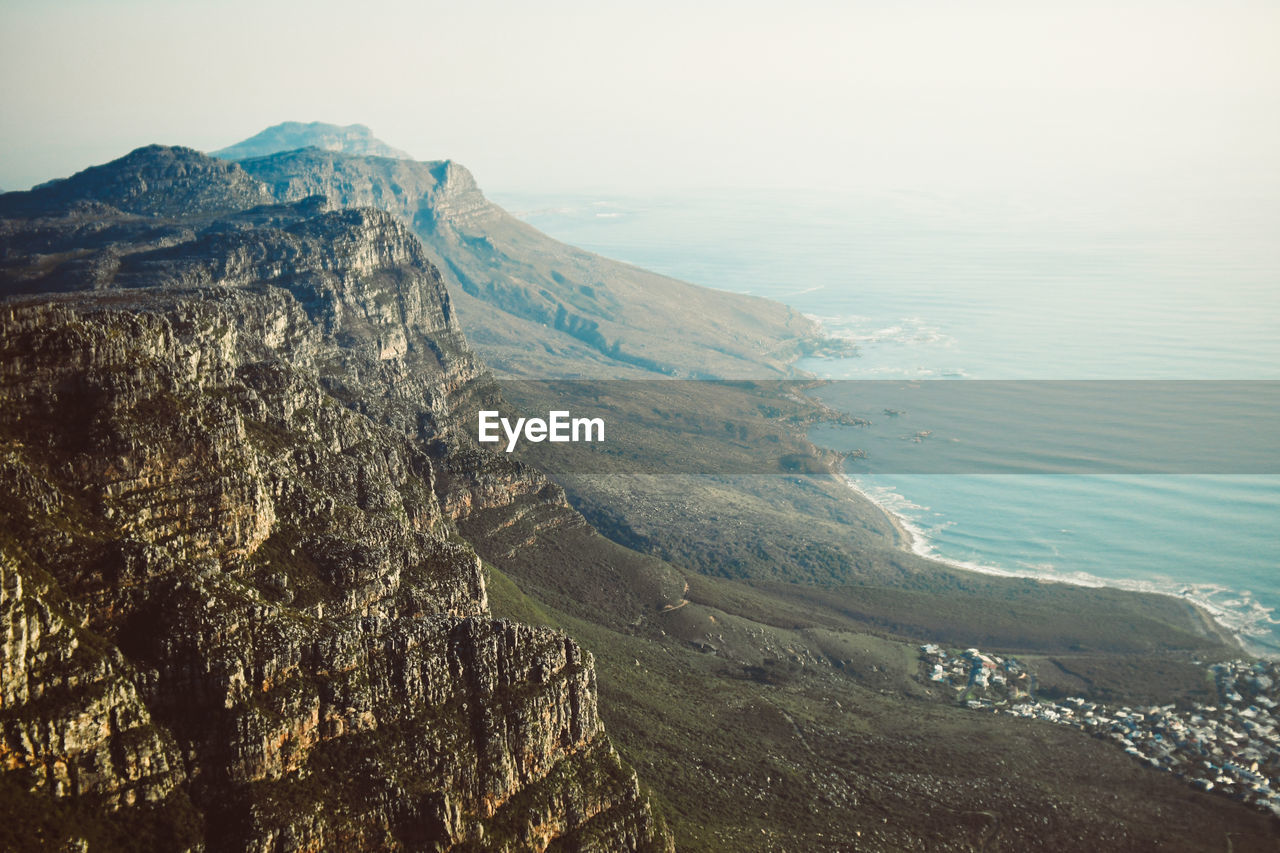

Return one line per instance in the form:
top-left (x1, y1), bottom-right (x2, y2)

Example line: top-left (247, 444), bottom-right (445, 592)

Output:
top-left (492, 186), bottom-right (1280, 654)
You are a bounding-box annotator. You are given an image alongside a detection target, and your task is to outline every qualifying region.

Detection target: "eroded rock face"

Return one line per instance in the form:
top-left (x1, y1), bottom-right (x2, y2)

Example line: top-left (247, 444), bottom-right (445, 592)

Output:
top-left (0, 149), bottom-right (670, 852)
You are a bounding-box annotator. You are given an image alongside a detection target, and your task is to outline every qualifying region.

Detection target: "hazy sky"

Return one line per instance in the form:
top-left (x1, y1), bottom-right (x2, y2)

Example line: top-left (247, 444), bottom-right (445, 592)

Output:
top-left (2, 0), bottom-right (1277, 200)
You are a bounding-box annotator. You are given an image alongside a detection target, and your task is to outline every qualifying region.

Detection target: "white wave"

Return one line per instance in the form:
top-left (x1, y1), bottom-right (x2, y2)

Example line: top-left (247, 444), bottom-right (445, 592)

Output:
top-left (803, 312), bottom-right (957, 350)
top-left (508, 206), bottom-right (578, 219)
top-left (836, 472), bottom-right (1280, 658)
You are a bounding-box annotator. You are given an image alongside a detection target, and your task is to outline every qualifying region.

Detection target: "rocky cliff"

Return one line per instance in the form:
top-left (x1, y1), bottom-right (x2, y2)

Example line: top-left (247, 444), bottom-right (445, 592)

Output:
top-left (0, 148), bottom-right (671, 852)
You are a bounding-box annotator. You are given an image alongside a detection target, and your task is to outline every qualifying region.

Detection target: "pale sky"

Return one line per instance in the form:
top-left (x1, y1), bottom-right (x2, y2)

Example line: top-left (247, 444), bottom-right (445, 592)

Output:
top-left (2, 0), bottom-right (1277, 200)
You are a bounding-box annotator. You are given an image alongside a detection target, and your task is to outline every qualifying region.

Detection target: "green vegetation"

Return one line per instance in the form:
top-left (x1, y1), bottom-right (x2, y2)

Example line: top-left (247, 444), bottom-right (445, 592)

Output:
top-left (483, 561), bottom-right (561, 630)
top-left (478, 556), bottom-right (1274, 851)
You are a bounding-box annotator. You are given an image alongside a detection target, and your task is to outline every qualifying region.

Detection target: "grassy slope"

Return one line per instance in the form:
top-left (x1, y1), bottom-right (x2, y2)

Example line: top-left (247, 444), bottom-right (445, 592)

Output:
top-left (465, 472), bottom-right (1272, 850)
top-left (430, 199), bottom-right (832, 379)
top-left (483, 561), bottom-right (1277, 852)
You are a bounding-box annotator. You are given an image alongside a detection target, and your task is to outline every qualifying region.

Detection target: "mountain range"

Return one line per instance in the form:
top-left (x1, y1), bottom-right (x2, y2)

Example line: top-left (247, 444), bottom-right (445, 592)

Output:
top-left (1, 123), bottom-right (1274, 851)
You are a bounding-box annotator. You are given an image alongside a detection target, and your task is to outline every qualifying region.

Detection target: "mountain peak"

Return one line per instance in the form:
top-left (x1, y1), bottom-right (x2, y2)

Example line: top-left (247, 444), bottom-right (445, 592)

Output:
top-left (212, 121), bottom-right (414, 162)
top-left (1, 144), bottom-right (270, 218)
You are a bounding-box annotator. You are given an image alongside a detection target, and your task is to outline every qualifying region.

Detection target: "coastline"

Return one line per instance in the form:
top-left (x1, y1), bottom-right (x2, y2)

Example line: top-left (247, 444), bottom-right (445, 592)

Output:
top-left (511, 196), bottom-right (1280, 664)
top-left (834, 469), bottom-right (1274, 659)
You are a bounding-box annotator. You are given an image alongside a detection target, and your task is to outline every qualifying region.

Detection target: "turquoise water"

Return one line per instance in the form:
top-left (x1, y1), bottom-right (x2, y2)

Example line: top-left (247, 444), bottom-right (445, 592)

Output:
top-left (493, 187), bottom-right (1280, 653)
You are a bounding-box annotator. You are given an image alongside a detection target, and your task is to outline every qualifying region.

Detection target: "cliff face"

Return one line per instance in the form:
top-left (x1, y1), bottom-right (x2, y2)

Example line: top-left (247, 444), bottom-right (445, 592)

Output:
top-left (0, 149), bottom-right (670, 852)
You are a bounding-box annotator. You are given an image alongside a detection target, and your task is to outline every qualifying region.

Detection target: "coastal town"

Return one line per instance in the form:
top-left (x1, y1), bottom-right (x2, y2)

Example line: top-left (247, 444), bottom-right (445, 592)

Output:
top-left (921, 645), bottom-right (1280, 816)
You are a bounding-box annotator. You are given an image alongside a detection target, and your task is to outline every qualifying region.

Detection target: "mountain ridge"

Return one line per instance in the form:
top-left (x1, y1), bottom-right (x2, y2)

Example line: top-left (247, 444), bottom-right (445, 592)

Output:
top-left (205, 122), bottom-right (850, 378)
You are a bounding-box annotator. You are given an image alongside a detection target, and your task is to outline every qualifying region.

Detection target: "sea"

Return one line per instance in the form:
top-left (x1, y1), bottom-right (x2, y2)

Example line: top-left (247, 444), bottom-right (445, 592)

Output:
top-left (492, 185), bottom-right (1280, 655)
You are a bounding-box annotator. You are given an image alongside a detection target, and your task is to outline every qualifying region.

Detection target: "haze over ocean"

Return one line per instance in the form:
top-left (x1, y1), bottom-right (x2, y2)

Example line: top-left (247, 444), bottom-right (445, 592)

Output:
top-left (495, 186), bottom-right (1280, 654)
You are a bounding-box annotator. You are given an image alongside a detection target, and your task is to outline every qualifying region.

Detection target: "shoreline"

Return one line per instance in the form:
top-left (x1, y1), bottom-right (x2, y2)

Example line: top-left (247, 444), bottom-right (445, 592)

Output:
top-left (834, 470), bottom-right (1276, 659)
